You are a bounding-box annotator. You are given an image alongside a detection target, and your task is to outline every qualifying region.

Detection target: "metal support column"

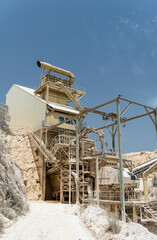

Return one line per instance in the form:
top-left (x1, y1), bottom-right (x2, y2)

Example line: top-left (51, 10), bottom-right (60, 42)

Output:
top-left (112, 125), bottom-right (115, 152)
top-left (69, 147), bottom-right (71, 204)
top-left (154, 109), bottom-right (157, 139)
top-left (116, 99), bottom-right (126, 222)
top-left (133, 206), bottom-right (137, 223)
top-left (46, 83), bottom-right (49, 102)
top-left (143, 177), bottom-right (149, 202)
top-left (96, 157), bottom-right (99, 206)
top-left (76, 117), bottom-right (80, 204)
top-left (60, 166), bottom-right (63, 203)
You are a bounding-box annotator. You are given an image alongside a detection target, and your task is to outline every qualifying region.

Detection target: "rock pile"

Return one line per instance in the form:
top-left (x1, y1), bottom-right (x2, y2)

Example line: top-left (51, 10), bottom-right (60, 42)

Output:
top-left (81, 205), bottom-right (157, 240)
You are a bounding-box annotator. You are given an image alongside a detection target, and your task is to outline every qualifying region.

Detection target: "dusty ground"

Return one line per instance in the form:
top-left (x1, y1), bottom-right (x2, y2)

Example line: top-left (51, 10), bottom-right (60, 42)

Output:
top-left (0, 202), bottom-right (95, 240)
top-left (0, 202), bottom-right (156, 240)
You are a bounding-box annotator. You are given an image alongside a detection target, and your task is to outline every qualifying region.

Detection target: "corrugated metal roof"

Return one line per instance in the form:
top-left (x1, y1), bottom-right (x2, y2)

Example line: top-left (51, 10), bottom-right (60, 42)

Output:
top-left (16, 85), bottom-right (35, 95)
top-left (13, 84), bottom-right (79, 115)
top-left (48, 102), bottom-right (79, 115)
top-left (15, 85), bottom-right (46, 103)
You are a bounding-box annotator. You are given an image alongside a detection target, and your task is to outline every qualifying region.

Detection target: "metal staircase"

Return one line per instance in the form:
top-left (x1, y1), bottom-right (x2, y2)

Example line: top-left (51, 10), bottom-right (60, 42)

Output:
top-left (139, 202), bottom-right (157, 223)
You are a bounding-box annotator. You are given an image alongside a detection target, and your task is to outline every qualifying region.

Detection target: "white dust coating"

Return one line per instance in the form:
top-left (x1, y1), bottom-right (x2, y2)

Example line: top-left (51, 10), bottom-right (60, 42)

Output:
top-left (0, 202), bottom-right (95, 240)
top-left (124, 150), bottom-right (157, 167)
top-left (1, 202), bottom-right (156, 240)
top-left (7, 130), bottom-right (157, 200)
top-left (81, 205), bottom-right (157, 240)
top-left (6, 130), bottom-right (41, 200)
top-left (124, 150), bottom-right (157, 201)
top-left (0, 130), bottom-right (28, 229)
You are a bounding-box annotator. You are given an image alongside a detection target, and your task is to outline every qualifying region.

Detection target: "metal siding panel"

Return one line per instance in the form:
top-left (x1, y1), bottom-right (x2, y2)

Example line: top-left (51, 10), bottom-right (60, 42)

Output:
top-left (6, 85), bottom-right (46, 131)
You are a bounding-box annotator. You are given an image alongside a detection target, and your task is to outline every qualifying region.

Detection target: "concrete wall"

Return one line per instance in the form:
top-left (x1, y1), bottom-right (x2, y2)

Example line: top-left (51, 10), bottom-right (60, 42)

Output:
top-left (6, 85), bottom-right (46, 131)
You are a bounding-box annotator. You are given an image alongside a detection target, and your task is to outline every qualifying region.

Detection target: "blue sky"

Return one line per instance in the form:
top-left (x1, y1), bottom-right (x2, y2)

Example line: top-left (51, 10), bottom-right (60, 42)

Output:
top-left (1, 0), bottom-right (157, 152)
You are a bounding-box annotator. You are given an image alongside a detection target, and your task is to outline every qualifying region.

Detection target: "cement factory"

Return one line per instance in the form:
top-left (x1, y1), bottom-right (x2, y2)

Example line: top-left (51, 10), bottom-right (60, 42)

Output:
top-left (5, 61), bottom-right (157, 224)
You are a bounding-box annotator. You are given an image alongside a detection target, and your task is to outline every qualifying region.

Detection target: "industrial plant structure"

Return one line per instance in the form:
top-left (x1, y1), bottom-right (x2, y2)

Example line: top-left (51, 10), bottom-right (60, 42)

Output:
top-left (6, 61), bottom-right (157, 223)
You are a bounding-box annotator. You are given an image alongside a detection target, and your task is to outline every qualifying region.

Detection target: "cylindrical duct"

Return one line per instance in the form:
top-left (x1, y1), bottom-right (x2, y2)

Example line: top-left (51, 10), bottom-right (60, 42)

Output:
top-left (37, 61), bottom-right (75, 85)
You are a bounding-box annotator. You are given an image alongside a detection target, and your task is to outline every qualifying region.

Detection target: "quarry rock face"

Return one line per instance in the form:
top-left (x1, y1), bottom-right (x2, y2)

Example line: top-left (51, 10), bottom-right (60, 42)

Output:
top-left (0, 130), bottom-right (28, 231)
top-left (124, 150), bottom-right (157, 167)
top-left (6, 130), bottom-right (41, 201)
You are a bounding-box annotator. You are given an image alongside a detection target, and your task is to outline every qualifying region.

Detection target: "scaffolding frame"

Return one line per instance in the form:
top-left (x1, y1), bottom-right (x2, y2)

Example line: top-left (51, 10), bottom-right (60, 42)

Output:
top-left (28, 95), bottom-right (157, 222)
top-left (79, 95), bottom-right (157, 221)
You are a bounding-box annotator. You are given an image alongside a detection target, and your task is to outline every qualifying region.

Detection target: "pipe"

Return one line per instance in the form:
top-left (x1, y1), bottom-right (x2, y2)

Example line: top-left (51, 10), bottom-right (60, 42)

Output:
top-left (37, 61), bottom-right (75, 85)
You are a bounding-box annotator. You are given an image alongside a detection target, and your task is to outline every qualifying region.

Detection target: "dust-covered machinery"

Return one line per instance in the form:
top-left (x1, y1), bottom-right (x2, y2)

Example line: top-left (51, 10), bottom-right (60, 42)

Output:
top-left (96, 166), bottom-right (140, 201)
top-left (99, 166), bottom-right (139, 187)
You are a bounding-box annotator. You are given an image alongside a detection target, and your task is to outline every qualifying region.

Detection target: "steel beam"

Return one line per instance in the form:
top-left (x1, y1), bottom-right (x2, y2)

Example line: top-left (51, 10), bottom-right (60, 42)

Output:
top-left (119, 97), bottom-right (155, 110)
top-left (95, 110), bottom-right (155, 131)
top-left (120, 102), bottom-right (131, 116)
top-left (80, 98), bottom-right (117, 115)
top-left (86, 109), bottom-right (117, 119)
top-left (144, 107), bottom-right (156, 127)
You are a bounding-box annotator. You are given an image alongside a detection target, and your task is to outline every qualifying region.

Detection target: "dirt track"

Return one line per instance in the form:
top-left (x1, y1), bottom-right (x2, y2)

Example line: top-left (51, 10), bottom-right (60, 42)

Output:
top-left (0, 202), bottom-right (94, 240)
